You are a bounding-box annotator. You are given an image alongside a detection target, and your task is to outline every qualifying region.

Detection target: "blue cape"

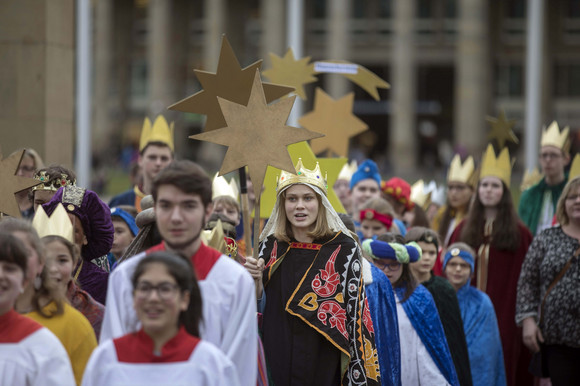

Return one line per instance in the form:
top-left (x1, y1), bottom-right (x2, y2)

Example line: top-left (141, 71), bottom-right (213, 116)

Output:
top-left (457, 283), bottom-right (506, 386)
top-left (366, 264), bottom-right (401, 386)
top-left (394, 284), bottom-right (459, 386)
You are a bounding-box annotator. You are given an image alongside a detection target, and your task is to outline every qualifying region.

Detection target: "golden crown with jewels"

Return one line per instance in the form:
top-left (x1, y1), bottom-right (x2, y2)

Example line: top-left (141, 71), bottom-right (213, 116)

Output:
top-left (277, 158), bottom-right (327, 195)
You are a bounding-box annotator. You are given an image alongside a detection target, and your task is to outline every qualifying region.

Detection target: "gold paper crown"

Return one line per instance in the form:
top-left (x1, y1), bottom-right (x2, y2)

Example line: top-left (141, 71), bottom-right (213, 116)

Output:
top-left (212, 173), bottom-right (239, 201)
top-left (31, 171), bottom-right (76, 192)
top-left (480, 144), bottom-right (512, 187)
top-left (201, 219), bottom-right (226, 252)
top-left (410, 180), bottom-right (431, 210)
top-left (447, 154), bottom-right (475, 185)
top-left (337, 160), bottom-right (358, 181)
top-left (32, 203), bottom-right (74, 243)
top-left (520, 167), bottom-right (543, 192)
top-left (139, 115), bottom-right (175, 152)
top-left (569, 154), bottom-right (580, 180)
top-left (540, 121), bottom-right (570, 153)
top-left (277, 158), bottom-right (327, 194)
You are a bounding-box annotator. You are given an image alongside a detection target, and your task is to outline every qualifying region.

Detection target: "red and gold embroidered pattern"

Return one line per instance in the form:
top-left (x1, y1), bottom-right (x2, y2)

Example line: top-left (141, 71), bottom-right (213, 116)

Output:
top-left (290, 242), bottom-right (322, 250)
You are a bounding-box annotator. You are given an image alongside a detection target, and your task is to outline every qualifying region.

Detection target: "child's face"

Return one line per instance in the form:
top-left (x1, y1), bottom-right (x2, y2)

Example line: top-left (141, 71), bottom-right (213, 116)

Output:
top-left (0, 261), bottom-right (25, 315)
top-left (213, 203), bottom-right (240, 226)
top-left (44, 240), bottom-right (75, 294)
top-left (112, 220), bottom-right (135, 258)
top-left (444, 256), bottom-right (471, 290)
top-left (360, 219), bottom-right (388, 240)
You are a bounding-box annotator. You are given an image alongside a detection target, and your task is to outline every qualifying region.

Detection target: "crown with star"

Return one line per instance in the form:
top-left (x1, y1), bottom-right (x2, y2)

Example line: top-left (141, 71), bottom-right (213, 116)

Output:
top-left (277, 158), bottom-right (327, 195)
top-left (32, 203), bottom-right (74, 244)
top-left (480, 144), bottom-right (512, 187)
top-left (139, 115), bottom-right (175, 152)
top-left (31, 171), bottom-right (76, 192)
top-left (447, 154), bottom-right (475, 186)
top-left (540, 121), bottom-right (570, 154)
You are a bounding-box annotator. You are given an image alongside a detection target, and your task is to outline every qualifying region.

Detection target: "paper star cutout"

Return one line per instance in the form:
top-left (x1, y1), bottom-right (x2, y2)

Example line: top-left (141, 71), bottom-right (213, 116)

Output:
top-left (262, 48), bottom-right (318, 100)
top-left (299, 88), bottom-right (368, 157)
top-left (314, 60), bottom-right (390, 101)
top-left (0, 149), bottom-right (41, 218)
top-left (169, 36), bottom-right (294, 132)
top-left (486, 110), bottom-right (519, 149)
top-left (190, 69), bottom-right (324, 199)
top-left (260, 141), bottom-right (347, 218)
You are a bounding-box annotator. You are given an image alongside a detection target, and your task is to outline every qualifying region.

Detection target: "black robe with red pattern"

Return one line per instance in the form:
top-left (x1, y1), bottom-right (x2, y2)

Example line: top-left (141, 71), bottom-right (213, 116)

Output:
top-left (259, 231), bottom-right (380, 386)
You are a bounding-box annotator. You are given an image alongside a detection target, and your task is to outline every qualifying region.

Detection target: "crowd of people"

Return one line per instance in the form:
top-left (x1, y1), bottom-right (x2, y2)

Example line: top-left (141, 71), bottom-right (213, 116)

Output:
top-left (1, 115), bottom-right (579, 386)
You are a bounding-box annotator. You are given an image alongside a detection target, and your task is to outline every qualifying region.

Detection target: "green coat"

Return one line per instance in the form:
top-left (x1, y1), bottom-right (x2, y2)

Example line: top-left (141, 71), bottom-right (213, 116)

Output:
top-left (518, 177), bottom-right (567, 235)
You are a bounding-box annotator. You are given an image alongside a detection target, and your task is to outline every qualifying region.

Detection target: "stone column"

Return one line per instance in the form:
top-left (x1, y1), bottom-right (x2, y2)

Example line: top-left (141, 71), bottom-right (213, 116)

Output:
top-left (390, 0), bottom-right (417, 173)
top-left (261, 0), bottom-right (285, 66)
top-left (326, 0), bottom-right (351, 98)
top-left (454, 0), bottom-right (489, 155)
top-left (203, 0), bottom-right (225, 70)
top-left (0, 0), bottom-right (74, 167)
top-left (148, 0), bottom-right (173, 115)
top-left (94, 0), bottom-right (113, 153)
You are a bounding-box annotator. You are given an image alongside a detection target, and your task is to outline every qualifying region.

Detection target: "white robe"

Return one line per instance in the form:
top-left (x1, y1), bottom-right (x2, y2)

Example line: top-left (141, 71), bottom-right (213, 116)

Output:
top-left (0, 326), bottom-right (75, 386)
top-left (100, 250), bottom-right (257, 386)
top-left (82, 338), bottom-right (240, 386)
top-left (396, 298), bottom-right (450, 386)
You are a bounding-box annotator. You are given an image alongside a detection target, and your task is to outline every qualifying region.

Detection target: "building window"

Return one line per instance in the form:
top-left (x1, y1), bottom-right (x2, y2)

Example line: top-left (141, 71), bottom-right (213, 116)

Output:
top-left (555, 64), bottom-right (580, 97)
top-left (495, 64), bottom-right (524, 97)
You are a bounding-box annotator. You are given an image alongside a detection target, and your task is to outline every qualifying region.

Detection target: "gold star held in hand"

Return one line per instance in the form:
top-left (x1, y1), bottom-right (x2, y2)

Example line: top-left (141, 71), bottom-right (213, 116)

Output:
top-left (0, 149), bottom-right (41, 218)
top-left (299, 88), bottom-right (368, 157)
top-left (169, 35), bottom-right (294, 132)
top-left (190, 69), bottom-right (324, 199)
top-left (486, 110), bottom-right (519, 149)
top-left (262, 48), bottom-right (318, 100)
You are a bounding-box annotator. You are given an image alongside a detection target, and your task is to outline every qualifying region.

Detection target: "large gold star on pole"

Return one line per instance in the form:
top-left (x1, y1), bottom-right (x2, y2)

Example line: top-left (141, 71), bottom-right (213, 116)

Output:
top-left (299, 88), bottom-right (368, 157)
top-left (190, 70), bottom-right (324, 200)
top-left (262, 48), bottom-right (318, 100)
top-left (169, 36), bottom-right (294, 132)
top-left (260, 141), bottom-right (347, 218)
top-left (486, 109), bottom-right (519, 149)
top-left (0, 149), bottom-right (41, 218)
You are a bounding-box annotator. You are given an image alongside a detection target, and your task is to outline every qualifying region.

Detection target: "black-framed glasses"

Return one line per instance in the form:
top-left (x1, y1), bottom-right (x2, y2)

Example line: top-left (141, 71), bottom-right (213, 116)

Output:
top-left (134, 282), bottom-right (180, 300)
top-left (373, 260), bottom-right (401, 271)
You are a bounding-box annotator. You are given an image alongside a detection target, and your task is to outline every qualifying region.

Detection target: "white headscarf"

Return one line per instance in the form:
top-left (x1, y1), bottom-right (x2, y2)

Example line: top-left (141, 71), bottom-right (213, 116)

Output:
top-left (260, 182), bottom-right (354, 242)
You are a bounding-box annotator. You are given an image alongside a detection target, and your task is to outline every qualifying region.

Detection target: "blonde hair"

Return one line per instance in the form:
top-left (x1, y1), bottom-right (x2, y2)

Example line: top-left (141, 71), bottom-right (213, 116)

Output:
top-left (273, 185), bottom-right (334, 243)
top-left (556, 176), bottom-right (580, 225)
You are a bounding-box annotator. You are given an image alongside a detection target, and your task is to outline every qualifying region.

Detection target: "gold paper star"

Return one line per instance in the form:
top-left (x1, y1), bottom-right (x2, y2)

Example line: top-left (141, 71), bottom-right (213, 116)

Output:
top-left (262, 48), bottom-right (318, 100)
top-left (169, 36), bottom-right (294, 132)
top-left (486, 110), bottom-right (519, 149)
top-left (260, 141), bottom-right (347, 218)
top-left (190, 70), bottom-right (324, 199)
top-left (299, 88), bottom-right (368, 157)
top-left (0, 149), bottom-right (41, 218)
top-left (314, 60), bottom-right (390, 101)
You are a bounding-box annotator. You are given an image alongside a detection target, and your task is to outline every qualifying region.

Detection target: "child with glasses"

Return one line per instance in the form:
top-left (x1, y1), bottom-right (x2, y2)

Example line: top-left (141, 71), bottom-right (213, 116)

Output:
top-left (363, 235), bottom-right (459, 386)
top-left (82, 251), bottom-right (239, 385)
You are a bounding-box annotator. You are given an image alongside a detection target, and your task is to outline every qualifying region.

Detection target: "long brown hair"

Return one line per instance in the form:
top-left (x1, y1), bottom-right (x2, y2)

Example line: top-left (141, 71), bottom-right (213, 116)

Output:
top-left (460, 181), bottom-right (520, 251)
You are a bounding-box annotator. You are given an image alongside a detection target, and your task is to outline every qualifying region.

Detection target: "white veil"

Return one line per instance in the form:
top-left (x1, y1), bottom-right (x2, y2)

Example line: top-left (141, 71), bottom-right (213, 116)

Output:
top-left (259, 182), bottom-right (354, 242)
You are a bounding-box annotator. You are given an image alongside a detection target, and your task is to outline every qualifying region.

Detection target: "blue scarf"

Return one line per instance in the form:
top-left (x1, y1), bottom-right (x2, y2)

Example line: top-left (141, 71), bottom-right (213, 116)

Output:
top-left (366, 265), bottom-right (401, 386)
top-left (394, 285), bottom-right (459, 386)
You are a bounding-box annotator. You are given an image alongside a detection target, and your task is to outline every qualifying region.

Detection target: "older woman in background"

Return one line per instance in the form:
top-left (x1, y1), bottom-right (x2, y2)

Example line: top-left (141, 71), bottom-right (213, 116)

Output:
top-left (516, 176), bottom-right (580, 385)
